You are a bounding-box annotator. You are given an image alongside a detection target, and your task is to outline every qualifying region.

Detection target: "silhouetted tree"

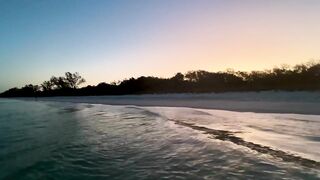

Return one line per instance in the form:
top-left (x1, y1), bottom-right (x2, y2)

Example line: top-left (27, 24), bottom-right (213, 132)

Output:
top-left (46, 72), bottom-right (85, 90)
top-left (171, 72), bottom-right (184, 81)
top-left (41, 80), bottom-right (54, 91)
top-left (64, 72), bottom-right (86, 89)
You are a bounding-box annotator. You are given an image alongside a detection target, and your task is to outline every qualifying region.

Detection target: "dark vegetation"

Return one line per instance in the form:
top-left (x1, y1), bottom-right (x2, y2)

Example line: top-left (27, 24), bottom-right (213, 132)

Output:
top-left (1, 61), bottom-right (320, 97)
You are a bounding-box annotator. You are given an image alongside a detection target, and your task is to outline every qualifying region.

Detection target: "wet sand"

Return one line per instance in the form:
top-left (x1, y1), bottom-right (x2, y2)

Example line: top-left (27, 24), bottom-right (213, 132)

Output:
top-left (22, 91), bottom-right (320, 115)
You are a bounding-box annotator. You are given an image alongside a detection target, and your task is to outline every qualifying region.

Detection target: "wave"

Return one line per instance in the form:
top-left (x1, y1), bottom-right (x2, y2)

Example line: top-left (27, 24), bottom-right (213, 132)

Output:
top-left (168, 118), bottom-right (320, 169)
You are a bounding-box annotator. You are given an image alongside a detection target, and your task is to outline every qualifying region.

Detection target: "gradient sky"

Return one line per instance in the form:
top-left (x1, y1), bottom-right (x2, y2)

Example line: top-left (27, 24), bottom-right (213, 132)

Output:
top-left (1, 0), bottom-right (320, 92)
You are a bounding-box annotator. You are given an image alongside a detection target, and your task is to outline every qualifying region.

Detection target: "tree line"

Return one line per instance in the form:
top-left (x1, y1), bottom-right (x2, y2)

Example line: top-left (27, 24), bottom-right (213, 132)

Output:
top-left (1, 61), bottom-right (320, 97)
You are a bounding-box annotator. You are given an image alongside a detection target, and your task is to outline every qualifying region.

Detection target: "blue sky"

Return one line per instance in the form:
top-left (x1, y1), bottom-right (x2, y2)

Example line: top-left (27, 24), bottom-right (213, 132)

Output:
top-left (1, 0), bottom-right (320, 92)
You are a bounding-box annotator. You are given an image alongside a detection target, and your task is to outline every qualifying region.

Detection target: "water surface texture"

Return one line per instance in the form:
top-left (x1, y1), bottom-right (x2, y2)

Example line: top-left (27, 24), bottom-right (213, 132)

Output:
top-left (0, 99), bottom-right (319, 179)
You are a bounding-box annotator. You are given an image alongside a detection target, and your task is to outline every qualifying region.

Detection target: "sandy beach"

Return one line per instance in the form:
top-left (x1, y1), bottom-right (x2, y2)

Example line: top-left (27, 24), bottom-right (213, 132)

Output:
top-left (28, 91), bottom-right (320, 115)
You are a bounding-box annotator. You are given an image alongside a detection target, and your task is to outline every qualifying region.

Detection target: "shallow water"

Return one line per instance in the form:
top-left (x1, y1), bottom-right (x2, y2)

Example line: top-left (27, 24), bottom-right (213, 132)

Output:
top-left (0, 99), bottom-right (319, 179)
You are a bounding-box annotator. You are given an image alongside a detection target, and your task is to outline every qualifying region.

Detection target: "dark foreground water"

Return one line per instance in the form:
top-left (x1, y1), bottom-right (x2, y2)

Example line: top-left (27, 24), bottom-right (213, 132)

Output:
top-left (0, 99), bottom-right (319, 179)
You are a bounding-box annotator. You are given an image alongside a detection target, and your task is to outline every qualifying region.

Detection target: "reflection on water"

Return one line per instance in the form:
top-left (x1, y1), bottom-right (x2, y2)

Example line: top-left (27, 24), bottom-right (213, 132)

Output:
top-left (0, 99), bottom-right (319, 179)
top-left (145, 106), bottom-right (320, 162)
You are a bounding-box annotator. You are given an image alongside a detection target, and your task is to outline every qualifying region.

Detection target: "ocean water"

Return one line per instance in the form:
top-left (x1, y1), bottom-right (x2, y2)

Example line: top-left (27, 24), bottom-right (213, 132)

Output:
top-left (0, 99), bottom-right (319, 179)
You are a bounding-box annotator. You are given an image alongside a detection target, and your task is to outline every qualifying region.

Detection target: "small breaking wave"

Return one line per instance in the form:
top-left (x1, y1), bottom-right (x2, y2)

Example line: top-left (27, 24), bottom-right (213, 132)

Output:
top-left (168, 118), bottom-right (320, 169)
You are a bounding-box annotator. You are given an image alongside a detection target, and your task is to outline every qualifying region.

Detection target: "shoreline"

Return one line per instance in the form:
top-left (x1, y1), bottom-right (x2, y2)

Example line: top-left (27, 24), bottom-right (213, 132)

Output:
top-left (11, 91), bottom-right (320, 115)
top-left (2, 93), bottom-right (320, 170)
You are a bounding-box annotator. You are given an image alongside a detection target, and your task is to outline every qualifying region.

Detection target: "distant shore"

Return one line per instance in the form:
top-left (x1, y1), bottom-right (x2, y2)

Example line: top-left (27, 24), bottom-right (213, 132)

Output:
top-left (2, 62), bottom-right (320, 98)
top-left (14, 91), bottom-right (320, 115)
